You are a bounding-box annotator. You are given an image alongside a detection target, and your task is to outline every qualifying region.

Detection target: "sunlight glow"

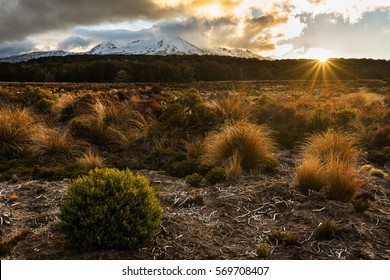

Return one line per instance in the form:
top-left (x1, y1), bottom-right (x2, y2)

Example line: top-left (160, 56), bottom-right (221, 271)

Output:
top-left (318, 57), bottom-right (328, 63)
top-left (301, 47), bottom-right (336, 62)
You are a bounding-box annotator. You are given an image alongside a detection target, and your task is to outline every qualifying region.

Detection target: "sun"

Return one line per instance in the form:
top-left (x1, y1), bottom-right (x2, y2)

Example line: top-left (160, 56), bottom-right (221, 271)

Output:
top-left (318, 57), bottom-right (329, 63)
top-left (303, 48), bottom-right (335, 63)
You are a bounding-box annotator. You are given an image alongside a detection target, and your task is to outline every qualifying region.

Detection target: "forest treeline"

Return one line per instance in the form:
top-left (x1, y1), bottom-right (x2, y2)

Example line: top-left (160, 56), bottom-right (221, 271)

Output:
top-left (0, 54), bottom-right (389, 82)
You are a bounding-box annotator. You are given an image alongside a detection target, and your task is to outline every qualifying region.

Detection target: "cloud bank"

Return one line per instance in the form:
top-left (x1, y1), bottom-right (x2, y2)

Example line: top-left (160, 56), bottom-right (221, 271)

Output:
top-left (0, 0), bottom-right (389, 58)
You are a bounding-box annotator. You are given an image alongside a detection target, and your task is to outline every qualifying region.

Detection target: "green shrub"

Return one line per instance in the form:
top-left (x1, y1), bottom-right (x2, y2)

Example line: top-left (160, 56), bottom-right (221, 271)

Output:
top-left (20, 86), bottom-right (59, 111)
top-left (159, 89), bottom-right (216, 137)
top-left (314, 220), bottom-right (344, 240)
top-left (185, 173), bottom-right (204, 188)
top-left (263, 155), bottom-right (280, 172)
top-left (147, 148), bottom-right (187, 171)
top-left (319, 185), bottom-right (332, 198)
top-left (205, 167), bottom-right (226, 185)
top-left (197, 163), bottom-right (212, 177)
top-left (59, 168), bottom-right (162, 250)
top-left (308, 106), bottom-right (333, 132)
top-left (257, 104), bottom-right (308, 149)
top-left (267, 231), bottom-right (300, 246)
top-left (370, 168), bottom-right (386, 178)
top-left (256, 242), bottom-right (271, 258)
top-left (166, 160), bottom-right (198, 178)
top-left (32, 165), bottom-right (65, 180)
top-left (351, 199), bottom-right (370, 213)
top-left (332, 109), bottom-right (356, 130)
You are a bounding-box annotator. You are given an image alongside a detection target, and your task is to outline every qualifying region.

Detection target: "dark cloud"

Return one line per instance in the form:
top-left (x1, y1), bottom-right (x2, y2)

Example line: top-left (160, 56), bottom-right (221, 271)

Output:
top-left (0, 0), bottom-right (175, 43)
top-left (0, 40), bottom-right (34, 58)
top-left (58, 36), bottom-right (91, 51)
top-left (147, 15), bottom-right (283, 51)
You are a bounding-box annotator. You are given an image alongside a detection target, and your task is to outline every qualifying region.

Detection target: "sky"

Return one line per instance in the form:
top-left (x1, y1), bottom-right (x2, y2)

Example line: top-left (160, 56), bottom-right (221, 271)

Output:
top-left (0, 0), bottom-right (389, 60)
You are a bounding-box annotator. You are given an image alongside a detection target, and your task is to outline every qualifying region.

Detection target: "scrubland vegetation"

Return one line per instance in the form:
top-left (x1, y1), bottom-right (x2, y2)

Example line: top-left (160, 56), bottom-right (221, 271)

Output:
top-left (0, 80), bottom-right (389, 259)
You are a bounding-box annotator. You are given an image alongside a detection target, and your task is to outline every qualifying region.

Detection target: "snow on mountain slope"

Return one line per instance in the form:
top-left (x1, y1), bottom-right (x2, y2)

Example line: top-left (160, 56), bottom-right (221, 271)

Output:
top-left (0, 50), bottom-right (70, 62)
top-left (88, 41), bottom-right (117, 54)
top-left (214, 47), bottom-right (263, 59)
top-left (1, 36), bottom-right (269, 62)
top-left (88, 36), bottom-right (212, 56)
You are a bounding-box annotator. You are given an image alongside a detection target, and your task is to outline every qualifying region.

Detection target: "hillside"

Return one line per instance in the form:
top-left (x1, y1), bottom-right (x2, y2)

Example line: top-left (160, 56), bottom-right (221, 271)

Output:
top-left (0, 81), bottom-right (389, 260)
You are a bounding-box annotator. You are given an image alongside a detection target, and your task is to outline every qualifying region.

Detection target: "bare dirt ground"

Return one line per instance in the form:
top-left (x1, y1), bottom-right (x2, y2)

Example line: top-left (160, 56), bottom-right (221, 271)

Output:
top-left (1, 151), bottom-right (389, 260)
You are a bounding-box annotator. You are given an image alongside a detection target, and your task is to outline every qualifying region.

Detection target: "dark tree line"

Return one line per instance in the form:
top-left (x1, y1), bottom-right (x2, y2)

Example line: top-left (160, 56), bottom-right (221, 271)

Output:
top-left (0, 55), bottom-right (389, 82)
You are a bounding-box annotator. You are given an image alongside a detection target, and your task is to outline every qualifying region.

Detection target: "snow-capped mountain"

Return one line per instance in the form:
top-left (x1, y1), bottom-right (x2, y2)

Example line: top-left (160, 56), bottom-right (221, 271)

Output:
top-left (89, 37), bottom-right (211, 56)
top-left (0, 50), bottom-right (70, 62)
top-left (1, 36), bottom-right (269, 62)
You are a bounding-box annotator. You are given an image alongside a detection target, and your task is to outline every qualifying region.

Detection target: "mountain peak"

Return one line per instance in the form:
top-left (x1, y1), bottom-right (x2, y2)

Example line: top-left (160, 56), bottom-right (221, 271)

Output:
top-left (1, 36), bottom-right (269, 62)
top-left (89, 41), bottom-right (117, 54)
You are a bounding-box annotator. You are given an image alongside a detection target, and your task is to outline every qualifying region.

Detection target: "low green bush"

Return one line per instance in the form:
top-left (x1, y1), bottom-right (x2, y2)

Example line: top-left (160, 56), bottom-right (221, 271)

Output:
top-left (166, 160), bottom-right (198, 178)
top-left (205, 167), bottom-right (226, 185)
top-left (59, 168), bottom-right (162, 250)
top-left (267, 231), bottom-right (300, 246)
top-left (20, 85), bottom-right (59, 111)
top-left (185, 173), bottom-right (204, 188)
top-left (351, 199), bottom-right (371, 213)
top-left (314, 220), bottom-right (344, 240)
top-left (256, 242), bottom-right (271, 258)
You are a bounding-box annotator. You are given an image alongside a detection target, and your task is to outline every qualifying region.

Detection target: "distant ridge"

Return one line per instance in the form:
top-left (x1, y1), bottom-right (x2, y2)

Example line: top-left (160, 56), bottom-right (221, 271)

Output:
top-left (0, 36), bottom-right (270, 62)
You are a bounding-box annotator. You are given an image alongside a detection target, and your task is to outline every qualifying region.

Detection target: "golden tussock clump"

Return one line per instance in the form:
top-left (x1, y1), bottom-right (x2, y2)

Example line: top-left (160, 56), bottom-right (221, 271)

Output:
top-left (296, 130), bottom-right (364, 202)
top-left (202, 121), bottom-right (277, 178)
top-left (300, 130), bottom-right (360, 166)
top-left (0, 106), bottom-right (38, 158)
top-left (79, 150), bottom-right (104, 171)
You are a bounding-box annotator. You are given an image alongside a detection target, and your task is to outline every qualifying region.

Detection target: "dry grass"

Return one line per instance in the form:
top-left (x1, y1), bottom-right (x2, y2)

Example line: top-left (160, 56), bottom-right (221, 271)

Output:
top-left (202, 121), bottom-right (276, 176)
top-left (295, 157), bottom-right (327, 195)
top-left (209, 92), bottom-right (254, 122)
top-left (296, 130), bottom-right (364, 202)
top-left (342, 90), bottom-right (384, 110)
top-left (325, 158), bottom-right (364, 202)
top-left (36, 129), bottom-right (76, 156)
top-left (69, 99), bottom-right (153, 148)
top-left (183, 138), bottom-right (204, 161)
top-left (225, 150), bottom-right (243, 180)
top-left (52, 93), bottom-right (78, 117)
top-left (301, 130), bottom-right (359, 166)
top-left (79, 150), bottom-right (104, 170)
top-left (0, 107), bottom-right (38, 158)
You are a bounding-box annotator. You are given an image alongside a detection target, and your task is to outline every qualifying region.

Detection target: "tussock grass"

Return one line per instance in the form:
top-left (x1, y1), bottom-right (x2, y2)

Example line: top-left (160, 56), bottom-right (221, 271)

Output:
top-left (79, 150), bottom-right (104, 170)
top-left (183, 138), bottom-right (204, 161)
top-left (225, 151), bottom-right (243, 180)
top-left (36, 128), bottom-right (76, 157)
top-left (69, 98), bottom-right (158, 149)
top-left (296, 130), bottom-right (364, 202)
top-left (325, 157), bottom-right (364, 202)
top-left (301, 130), bottom-right (359, 166)
top-left (295, 157), bottom-right (327, 195)
top-left (202, 121), bottom-right (276, 178)
top-left (0, 107), bottom-right (38, 158)
top-left (343, 90), bottom-right (384, 109)
top-left (209, 92), bottom-right (253, 122)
